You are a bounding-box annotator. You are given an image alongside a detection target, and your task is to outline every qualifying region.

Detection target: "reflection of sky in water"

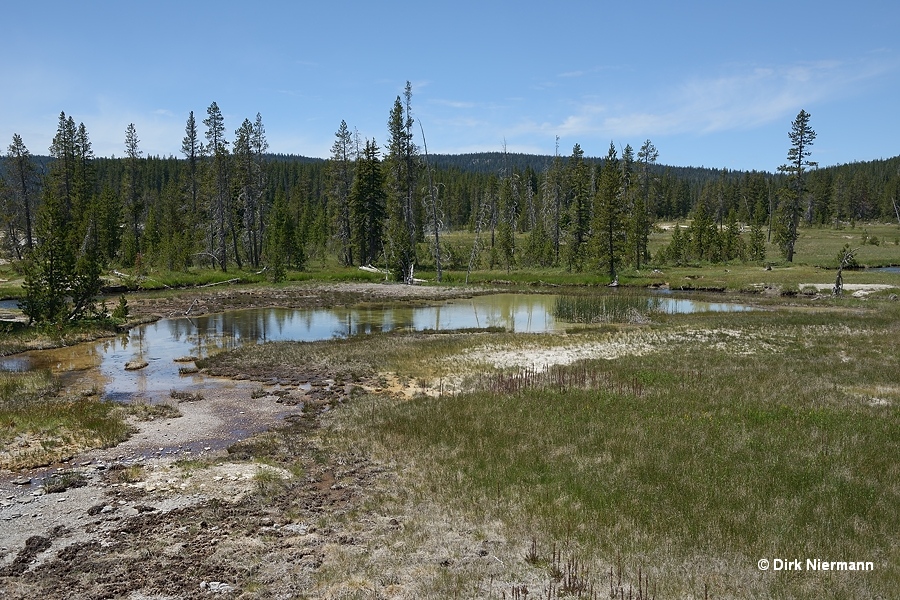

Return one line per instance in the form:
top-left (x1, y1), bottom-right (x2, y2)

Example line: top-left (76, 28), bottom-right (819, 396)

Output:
top-left (659, 298), bottom-right (753, 314)
top-left (1, 293), bottom-right (754, 402)
top-left (0, 299), bottom-right (22, 321)
top-left (0, 356), bottom-right (29, 371)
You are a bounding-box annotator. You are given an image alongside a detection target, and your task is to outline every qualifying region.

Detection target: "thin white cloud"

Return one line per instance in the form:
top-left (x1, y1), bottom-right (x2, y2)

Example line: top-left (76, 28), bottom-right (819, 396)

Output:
top-left (430, 98), bottom-right (476, 109)
top-left (276, 89), bottom-right (311, 98)
top-left (524, 56), bottom-right (898, 140)
top-left (557, 64), bottom-right (626, 79)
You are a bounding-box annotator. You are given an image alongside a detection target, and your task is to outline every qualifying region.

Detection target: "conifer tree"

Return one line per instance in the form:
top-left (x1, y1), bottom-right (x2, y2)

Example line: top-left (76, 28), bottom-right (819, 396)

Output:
top-left (564, 143), bottom-right (591, 271)
top-left (251, 113), bottom-right (269, 264)
top-left (0, 175), bottom-right (13, 259)
top-left (688, 201), bottom-right (716, 260)
top-left (181, 111), bottom-right (200, 214)
top-left (351, 139), bottom-right (386, 266)
top-left (72, 122), bottom-right (96, 230)
top-left (530, 146), bottom-right (563, 266)
top-left (123, 123), bottom-right (143, 265)
top-left (777, 109), bottom-right (816, 261)
top-left (632, 139), bottom-right (659, 269)
top-left (540, 141), bottom-right (564, 266)
top-left (326, 120), bottom-right (356, 266)
top-left (94, 184), bottom-right (122, 263)
top-left (203, 101), bottom-right (230, 271)
top-left (748, 217), bottom-right (766, 262)
top-left (722, 207), bottom-right (745, 261)
top-left (496, 174), bottom-right (518, 273)
top-left (593, 142), bottom-right (624, 279)
top-left (266, 189), bottom-right (303, 281)
top-left (49, 112), bottom-right (77, 217)
top-left (230, 113), bottom-right (269, 268)
top-left (384, 82), bottom-right (420, 281)
top-left (147, 176), bottom-right (191, 271)
top-left (5, 134), bottom-right (38, 257)
top-left (665, 223), bottom-right (687, 264)
top-left (21, 188), bottom-right (71, 323)
top-left (21, 185), bottom-right (101, 324)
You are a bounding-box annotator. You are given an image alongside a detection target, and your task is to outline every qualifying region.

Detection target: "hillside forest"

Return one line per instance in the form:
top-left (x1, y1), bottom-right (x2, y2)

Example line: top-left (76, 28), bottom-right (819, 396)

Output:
top-left (3, 84), bottom-right (900, 323)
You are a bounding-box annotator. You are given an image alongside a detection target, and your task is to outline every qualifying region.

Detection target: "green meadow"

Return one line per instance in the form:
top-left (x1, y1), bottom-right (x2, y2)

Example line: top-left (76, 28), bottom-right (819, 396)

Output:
top-left (210, 291), bottom-right (900, 598)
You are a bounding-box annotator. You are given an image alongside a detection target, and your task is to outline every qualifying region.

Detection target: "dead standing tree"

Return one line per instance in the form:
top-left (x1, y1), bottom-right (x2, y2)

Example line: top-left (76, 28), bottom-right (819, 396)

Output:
top-left (832, 246), bottom-right (858, 297)
top-left (418, 120), bottom-right (443, 282)
top-left (466, 197), bottom-right (490, 284)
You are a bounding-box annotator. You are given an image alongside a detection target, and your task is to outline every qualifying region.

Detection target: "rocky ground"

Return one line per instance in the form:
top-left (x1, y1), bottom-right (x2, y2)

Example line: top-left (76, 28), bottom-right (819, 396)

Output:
top-left (0, 369), bottom-right (394, 599)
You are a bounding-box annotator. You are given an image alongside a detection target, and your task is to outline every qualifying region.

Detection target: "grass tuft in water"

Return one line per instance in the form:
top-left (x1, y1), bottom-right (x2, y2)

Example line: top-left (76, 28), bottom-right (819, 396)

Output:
top-left (553, 292), bottom-right (662, 323)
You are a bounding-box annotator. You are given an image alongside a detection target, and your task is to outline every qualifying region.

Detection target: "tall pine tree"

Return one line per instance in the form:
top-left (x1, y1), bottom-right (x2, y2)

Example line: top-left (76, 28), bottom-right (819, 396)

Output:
top-left (326, 120), bottom-right (356, 266)
top-left (4, 134), bottom-right (38, 257)
top-left (203, 102), bottom-right (231, 271)
top-left (351, 139), bottom-right (387, 266)
top-left (776, 109), bottom-right (816, 262)
top-left (384, 82), bottom-right (420, 282)
top-left (593, 142), bottom-right (624, 279)
top-left (564, 143), bottom-right (591, 270)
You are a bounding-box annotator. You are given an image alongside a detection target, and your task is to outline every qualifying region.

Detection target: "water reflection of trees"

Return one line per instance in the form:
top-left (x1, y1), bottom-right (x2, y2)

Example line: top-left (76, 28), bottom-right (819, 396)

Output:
top-left (92, 300), bottom-right (559, 380)
top-left (141, 299), bottom-right (565, 353)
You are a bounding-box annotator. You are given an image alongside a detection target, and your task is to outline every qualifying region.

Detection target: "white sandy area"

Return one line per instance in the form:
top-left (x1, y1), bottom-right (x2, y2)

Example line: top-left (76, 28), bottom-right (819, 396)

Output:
top-left (800, 283), bottom-right (896, 297)
top-left (454, 327), bottom-right (787, 374)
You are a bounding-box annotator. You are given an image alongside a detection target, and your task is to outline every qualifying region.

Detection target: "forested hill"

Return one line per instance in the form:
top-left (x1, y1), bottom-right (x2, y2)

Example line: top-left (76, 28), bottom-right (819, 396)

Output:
top-left (430, 151), bottom-right (900, 188)
top-left (427, 152), bottom-right (747, 182)
top-left (428, 152), bottom-right (557, 174)
top-left (8, 150), bottom-right (897, 185)
top-left (265, 153), bottom-right (325, 164)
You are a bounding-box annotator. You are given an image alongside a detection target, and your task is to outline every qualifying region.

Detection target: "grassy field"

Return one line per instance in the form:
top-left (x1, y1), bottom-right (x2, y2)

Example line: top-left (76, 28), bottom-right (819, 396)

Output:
top-left (210, 294), bottom-right (900, 598)
top-left (437, 221), bottom-right (900, 290)
top-left (646, 221), bottom-right (900, 267)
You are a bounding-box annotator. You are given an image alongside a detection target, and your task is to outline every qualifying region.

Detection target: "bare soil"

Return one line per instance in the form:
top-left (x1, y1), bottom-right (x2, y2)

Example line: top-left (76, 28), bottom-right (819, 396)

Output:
top-left (0, 367), bottom-right (393, 598)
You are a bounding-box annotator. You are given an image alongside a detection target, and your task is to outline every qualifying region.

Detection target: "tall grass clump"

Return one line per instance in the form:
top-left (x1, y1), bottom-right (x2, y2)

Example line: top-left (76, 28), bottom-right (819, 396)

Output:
top-left (0, 369), bottom-right (59, 402)
top-left (553, 292), bottom-right (662, 324)
top-left (0, 370), bottom-right (132, 469)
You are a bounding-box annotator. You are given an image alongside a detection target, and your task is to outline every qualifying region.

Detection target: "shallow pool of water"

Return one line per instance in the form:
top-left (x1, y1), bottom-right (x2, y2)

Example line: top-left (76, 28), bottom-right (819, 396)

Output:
top-left (0, 292), bottom-right (752, 402)
top-left (0, 299), bottom-right (22, 321)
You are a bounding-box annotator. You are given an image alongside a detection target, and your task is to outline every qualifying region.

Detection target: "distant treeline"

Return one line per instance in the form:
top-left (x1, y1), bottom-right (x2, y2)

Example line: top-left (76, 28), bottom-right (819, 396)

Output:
top-left (3, 94), bottom-right (900, 316)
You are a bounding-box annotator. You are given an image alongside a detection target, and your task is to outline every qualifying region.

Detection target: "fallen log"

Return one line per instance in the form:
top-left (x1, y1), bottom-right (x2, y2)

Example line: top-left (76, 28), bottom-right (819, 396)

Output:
top-left (199, 278), bottom-right (240, 288)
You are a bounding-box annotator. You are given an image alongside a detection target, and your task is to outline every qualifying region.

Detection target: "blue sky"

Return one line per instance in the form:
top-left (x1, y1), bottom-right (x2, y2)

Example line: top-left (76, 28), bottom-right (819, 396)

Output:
top-left (2, 1), bottom-right (897, 171)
